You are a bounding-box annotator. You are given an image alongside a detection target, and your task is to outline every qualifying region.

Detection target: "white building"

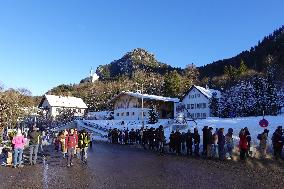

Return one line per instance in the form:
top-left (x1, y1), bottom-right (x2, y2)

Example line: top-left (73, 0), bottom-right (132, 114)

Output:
top-left (177, 85), bottom-right (221, 119)
top-left (110, 91), bottom-right (179, 120)
top-left (38, 95), bottom-right (88, 119)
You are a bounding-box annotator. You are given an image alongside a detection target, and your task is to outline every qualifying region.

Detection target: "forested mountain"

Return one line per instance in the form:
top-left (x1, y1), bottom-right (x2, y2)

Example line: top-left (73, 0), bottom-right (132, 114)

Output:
top-left (96, 48), bottom-right (183, 80)
top-left (199, 25), bottom-right (284, 88)
top-left (48, 25), bottom-right (284, 111)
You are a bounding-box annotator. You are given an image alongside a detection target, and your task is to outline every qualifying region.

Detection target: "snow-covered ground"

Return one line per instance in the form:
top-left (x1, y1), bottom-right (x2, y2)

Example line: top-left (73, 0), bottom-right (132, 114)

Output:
top-left (81, 115), bottom-right (284, 150)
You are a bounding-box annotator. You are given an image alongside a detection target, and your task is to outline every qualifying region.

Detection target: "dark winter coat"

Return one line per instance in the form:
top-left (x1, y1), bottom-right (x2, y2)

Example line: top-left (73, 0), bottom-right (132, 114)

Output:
top-left (202, 127), bottom-right (209, 145)
top-left (157, 129), bottom-right (164, 142)
top-left (185, 132), bottom-right (193, 147)
top-left (217, 130), bottom-right (225, 146)
top-left (272, 130), bottom-right (283, 149)
top-left (206, 130), bottom-right (213, 145)
top-left (193, 132), bottom-right (200, 144)
top-left (28, 130), bottom-right (41, 145)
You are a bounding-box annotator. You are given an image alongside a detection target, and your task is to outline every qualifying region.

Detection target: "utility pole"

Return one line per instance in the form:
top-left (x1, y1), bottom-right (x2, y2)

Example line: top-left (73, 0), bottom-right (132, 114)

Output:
top-left (141, 83), bottom-right (144, 128)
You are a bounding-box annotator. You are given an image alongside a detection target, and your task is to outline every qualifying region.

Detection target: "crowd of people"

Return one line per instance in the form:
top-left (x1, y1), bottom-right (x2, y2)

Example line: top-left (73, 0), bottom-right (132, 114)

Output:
top-left (54, 128), bottom-right (91, 166)
top-left (6, 123), bottom-right (284, 169)
top-left (10, 124), bottom-right (49, 168)
top-left (107, 125), bottom-right (284, 161)
top-left (108, 125), bottom-right (166, 155)
top-left (4, 124), bottom-right (93, 168)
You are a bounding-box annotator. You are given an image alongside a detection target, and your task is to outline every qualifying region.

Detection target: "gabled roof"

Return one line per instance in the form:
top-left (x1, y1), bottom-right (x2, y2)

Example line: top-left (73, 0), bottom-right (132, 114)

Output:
top-left (110, 91), bottom-right (180, 103)
top-left (181, 85), bottom-right (221, 100)
top-left (39, 95), bottom-right (88, 109)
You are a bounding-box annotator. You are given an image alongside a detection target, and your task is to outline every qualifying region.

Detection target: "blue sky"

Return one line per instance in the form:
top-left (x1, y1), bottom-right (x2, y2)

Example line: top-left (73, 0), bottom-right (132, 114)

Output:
top-left (0, 0), bottom-right (284, 96)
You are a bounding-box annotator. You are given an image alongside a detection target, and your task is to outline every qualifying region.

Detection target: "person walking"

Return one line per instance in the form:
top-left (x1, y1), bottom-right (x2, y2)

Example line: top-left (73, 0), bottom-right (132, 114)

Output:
top-left (239, 129), bottom-right (248, 161)
top-left (78, 129), bottom-right (90, 164)
top-left (12, 129), bottom-right (27, 168)
top-left (66, 128), bottom-right (78, 167)
top-left (28, 124), bottom-right (41, 165)
top-left (258, 129), bottom-right (269, 159)
top-left (225, 128), bottom-right (234, 160)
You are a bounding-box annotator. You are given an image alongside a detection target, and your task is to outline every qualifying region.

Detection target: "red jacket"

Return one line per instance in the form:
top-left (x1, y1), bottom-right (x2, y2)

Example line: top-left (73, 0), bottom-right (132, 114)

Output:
top-left (239, 135), bottom-right (248, 150)
top-left (66, 134), bottom-right (77, 149)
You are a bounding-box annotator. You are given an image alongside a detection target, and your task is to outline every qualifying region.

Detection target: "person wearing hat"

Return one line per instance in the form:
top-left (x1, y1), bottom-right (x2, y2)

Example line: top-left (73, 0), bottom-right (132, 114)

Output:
top-left (259, 129), bottom-right (269, 159)
top-left (12, 129), bottom-right (27, 168)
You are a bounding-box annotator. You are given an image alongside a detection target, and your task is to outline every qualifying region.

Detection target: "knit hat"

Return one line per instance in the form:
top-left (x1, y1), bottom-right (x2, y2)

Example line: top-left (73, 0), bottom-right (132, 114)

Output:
top-left (17, 129), bottom-right (22, 136)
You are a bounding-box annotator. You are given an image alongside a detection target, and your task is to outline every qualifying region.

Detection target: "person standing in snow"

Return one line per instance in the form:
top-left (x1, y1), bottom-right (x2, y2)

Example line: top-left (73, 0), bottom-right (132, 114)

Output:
top-left (174, 129), bottom-right (182, 155)
top-left (157, 125), bottom-right (165, 155)
top-left (225, 128), bottom-right (234, 160)
top-left (244, 127), bottom-right (251, 157)
top-left (258, 129), bottom-right (269, 159)
top-left (239, 129), bottom-right (248, 160)
top-left (206, 127), bottom-right (213, 158)
top-left (169, 131), bottom-right (175, 152)
top-left (186, 129), bottom-right (193, 156)
top-left (193, 128), bottom-right (200, 157)
top-left (218, 128), bottom-right (226, 160)
top-left (12, 129), bottom-right (27, 168)
top-left (202, 126), bottom-right (209, 156)
top-left (212, 128), bottom-right (219, 158)
top-left (272, 126), bottom-right (283, 160)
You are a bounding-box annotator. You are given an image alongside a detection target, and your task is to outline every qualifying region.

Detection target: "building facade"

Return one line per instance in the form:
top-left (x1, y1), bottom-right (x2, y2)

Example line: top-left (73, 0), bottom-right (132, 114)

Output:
top-left (38, 95), bottom-right (88, 119)
top-left (178, 85), bottom-right (220, 119)
top-left (111, 92), bottom-right (179, 120)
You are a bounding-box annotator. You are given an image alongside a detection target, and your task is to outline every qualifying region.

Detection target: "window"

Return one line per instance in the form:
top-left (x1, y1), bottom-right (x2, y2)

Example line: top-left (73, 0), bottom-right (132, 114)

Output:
top-left (126, 112), bottom-right (129, 116)
top-left (187, 112), bottom-right (190, 117)
top-left (143, 112), bottom-right (146, 116)
top-left (132, 112), bottom-right (135, 116)
top-left (187, 104), bottom-right (190, 109)
top-left (194, 94), bottom-right (197, 98)
top-left (56, 108), bottom-right (60, 113)
top-left (78, 109), bottom-right (82, 113)
top-left (197, 94), bottom-right (200, 97)
top-left (191, 104), bottom-right (194, 109)
top-left (203, 103), bottom-right (207, 109)
top-left (117, 113), bottom-right (119, 116)
top-left (188, 95), bottom-right (191, 99)
top-left (121, 113), bottom-right (124, 116)
top-left (197, 104), bottom-right (200, 109)
top-left (197, 113), bottom-right (200, 118)
top-left (203, 113), bottom-right (206, 118)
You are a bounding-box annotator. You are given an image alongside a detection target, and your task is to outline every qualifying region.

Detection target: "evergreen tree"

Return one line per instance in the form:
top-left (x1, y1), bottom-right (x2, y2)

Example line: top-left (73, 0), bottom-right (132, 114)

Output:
top-left (209, 92), bottom-right (219, 117)
top-left (164, 70), bottom-right (182, 97)
top-left (148, 104), bottom-right (158, 124)
top-left (265, 64), bottom-right (278, 115)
